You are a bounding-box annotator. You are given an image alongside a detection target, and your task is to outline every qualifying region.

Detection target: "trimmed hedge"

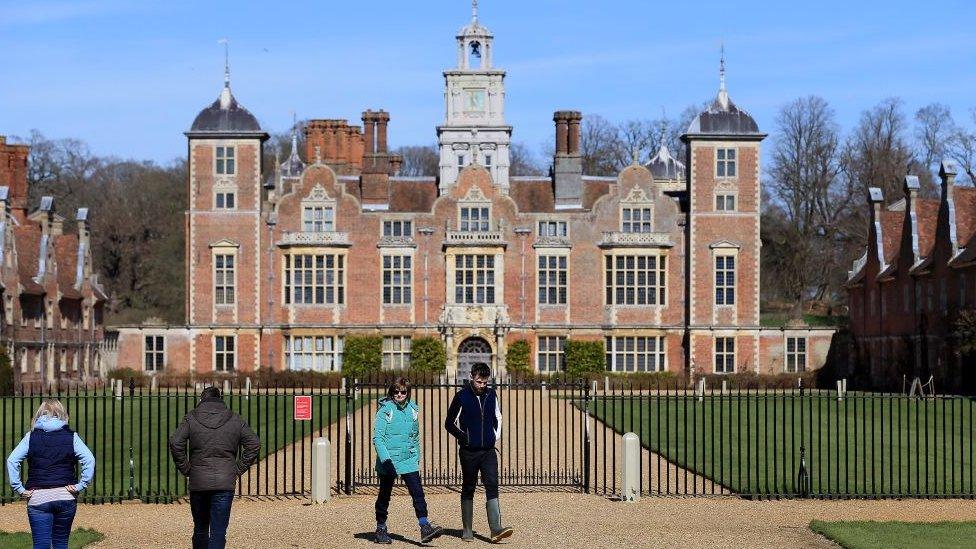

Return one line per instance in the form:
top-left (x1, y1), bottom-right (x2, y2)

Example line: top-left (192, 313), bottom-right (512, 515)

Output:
top-left (342, 335), bottom-right (383, 378)
top-left (0, 347), bottom-right (13, 396)
top-left (410, 337), bottom-right (446, 373)
top-left (565, 340), bottom-right (604, 377)
top-left (505, 339), bottom-right (532, 378)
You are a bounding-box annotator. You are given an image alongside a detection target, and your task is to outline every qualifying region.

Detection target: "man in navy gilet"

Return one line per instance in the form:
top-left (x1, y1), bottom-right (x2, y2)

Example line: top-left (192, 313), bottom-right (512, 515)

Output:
top-left (444, 362), bottom-right (513, 543)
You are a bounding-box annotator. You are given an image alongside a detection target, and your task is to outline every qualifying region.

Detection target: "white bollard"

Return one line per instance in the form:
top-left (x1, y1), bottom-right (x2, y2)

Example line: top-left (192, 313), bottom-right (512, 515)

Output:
top-left (311, 437), bottom-right (332, 503)
top-left (621, 432), bottom-right (640, 502)
top-left (150, 375), bottom-right (158, 392)
top-left (604, 376), bottom-right (610, 394)
top-left (223, 379), bottom-right (231, 395)
top-left (245, 377), bottom-right (252, 400)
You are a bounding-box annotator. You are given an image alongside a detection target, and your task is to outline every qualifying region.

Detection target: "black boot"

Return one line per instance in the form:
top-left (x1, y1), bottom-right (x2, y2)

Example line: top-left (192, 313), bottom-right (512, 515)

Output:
top-left (461, 499), bottom-right (474, 541)
top-left (420, 521), bottom-right (443, 544)
top-left (374, 524), bottom-right (392, 544)
top-left (486, 498), bottom-right (513, 543)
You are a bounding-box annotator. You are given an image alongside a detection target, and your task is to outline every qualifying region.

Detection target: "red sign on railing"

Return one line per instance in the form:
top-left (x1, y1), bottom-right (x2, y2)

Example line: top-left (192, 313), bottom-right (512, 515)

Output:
top-left (294, 395), bottom-right (312, 421)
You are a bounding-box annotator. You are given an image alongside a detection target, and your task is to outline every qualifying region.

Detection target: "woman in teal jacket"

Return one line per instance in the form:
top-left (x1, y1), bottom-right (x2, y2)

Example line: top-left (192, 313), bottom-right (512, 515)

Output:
top-left (372, 377), bottom-right (442, 544)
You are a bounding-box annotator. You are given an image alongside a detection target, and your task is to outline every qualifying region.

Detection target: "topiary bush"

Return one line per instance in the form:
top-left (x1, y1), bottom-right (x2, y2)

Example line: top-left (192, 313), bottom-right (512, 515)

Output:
top-left (565, 340), bottom-right (605, 377)
top-left (342, 335), bottom-right (383, 379)
top-left (0, 346), bottom-right (13, 396)
top-left (505, 339), bottom-right (532, 378)
top-left (410, 337), bottom-right (446, 373)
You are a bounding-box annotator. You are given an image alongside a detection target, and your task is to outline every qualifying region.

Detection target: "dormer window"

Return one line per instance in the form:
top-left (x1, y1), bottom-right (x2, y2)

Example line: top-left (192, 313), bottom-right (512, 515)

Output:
top-left (383, 220), bottom-right (413, 238)
top-left (303, 205), bottom-right (334, 232)
top-left (460, 206), bottom-right (490, 232)
top-left (621, 207), bottom-right (652, 233)
top-left (216, 146), bottom-right (236, 175)
top-left (538, 220), bottom-right (568, 238)
top-left (716, 148), bottom-right (736, 178)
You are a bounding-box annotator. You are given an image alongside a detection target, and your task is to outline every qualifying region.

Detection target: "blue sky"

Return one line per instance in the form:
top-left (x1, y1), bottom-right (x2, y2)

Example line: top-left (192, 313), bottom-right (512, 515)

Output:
top-left (1, 0), bottom-right (975, 164)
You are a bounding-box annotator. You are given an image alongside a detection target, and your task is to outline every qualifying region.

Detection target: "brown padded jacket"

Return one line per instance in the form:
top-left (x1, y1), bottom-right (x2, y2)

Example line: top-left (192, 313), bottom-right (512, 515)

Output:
top-left (168, 397), bottom-right (260, 492)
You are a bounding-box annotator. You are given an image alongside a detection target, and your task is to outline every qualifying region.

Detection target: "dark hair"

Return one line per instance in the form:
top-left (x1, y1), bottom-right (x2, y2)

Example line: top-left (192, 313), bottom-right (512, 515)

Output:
top-left (387, 377), bottom-right (411, 400)
top-left (470, 362), bottom-right (491, 379)
top-left (200, 386), bottom-right (222, 400)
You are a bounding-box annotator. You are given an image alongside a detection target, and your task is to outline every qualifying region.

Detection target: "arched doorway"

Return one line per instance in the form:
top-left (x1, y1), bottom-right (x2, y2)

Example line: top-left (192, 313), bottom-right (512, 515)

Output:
top-left (457, 337), bottom-right (492, 380)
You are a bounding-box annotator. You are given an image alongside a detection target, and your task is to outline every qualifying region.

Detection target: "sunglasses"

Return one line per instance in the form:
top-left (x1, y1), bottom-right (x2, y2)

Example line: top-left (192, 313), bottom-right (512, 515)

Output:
top-left (393, 389), bottom-right (408, 395)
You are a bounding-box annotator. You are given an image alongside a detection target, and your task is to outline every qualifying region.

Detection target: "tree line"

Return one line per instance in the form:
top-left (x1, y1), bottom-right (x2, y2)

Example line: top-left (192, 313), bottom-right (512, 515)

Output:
top-left (13, 97), bottom-right (976, 325)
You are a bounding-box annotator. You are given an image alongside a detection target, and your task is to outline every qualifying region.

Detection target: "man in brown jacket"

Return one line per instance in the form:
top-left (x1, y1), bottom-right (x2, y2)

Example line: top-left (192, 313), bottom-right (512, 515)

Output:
top-left (169, 386), bottom-right (260, 549)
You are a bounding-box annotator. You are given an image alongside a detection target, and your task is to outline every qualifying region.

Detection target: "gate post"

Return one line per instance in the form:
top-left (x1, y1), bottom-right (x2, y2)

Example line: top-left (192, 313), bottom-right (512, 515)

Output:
top-left (311, 437), bottom-right (332, 503)
top-left (344, 378), bottom-right (354, 495)
top-left (621, 432), bottom-right (640, 502)
top-left (583, 380), bottom-right (591, 494)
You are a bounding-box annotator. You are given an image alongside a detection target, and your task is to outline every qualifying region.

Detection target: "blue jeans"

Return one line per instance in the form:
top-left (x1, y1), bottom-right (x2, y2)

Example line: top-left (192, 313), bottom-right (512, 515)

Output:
top-left (375, 472), bottom-right (428, 524)
top-left (26, 499), bottom-right (77, 549)
top-left (189, 490), bottom-right (234, 549)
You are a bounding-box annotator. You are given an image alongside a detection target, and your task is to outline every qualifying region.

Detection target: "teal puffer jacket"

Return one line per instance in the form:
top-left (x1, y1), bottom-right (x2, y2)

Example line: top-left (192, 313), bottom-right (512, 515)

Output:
top-left (373, 398), bottom-right (421, 475)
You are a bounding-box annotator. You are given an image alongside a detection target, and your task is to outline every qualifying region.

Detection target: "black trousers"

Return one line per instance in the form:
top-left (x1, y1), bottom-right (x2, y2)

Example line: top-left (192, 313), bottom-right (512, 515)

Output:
top-left (460, 447), bottom-right (499, 501)
top-left (375, 471), bottom-right (428, 524)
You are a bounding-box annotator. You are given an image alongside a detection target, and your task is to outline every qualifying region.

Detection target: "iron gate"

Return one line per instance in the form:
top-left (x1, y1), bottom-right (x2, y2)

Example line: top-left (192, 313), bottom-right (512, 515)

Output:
top-left (344, 378), bottom-right (590, 493)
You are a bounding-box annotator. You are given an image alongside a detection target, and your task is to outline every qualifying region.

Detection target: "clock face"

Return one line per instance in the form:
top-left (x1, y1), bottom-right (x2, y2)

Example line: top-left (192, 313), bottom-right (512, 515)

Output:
top-left (465, 89), bottom-right (486, 112)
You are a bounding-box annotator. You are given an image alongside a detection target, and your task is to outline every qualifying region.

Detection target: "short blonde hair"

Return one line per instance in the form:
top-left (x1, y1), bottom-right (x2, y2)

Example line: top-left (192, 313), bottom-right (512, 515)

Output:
top-left (32, 399), bottom-right (69, 428)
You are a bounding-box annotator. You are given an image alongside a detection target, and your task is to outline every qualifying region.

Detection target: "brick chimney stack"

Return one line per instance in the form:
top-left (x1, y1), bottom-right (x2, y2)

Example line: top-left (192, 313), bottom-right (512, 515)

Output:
top-left (940, 160), bottom-right (959, 255)
top-left (0, 137), bottom-right (31, 222)
top-left (552, 111), bottom-right (583, 207)
top-left (867, 186), bottom-right (885, 266)
top-left (904, 175), bottom-right (921, 262)
top-left (304, 120), bottom-right (365, 175)
top-left (361, 110), bottom-right (394, 176)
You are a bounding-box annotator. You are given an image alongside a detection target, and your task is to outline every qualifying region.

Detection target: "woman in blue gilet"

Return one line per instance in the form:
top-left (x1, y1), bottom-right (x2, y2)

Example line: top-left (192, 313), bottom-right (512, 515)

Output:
top-left (6, 399), bottom-right (95, 549)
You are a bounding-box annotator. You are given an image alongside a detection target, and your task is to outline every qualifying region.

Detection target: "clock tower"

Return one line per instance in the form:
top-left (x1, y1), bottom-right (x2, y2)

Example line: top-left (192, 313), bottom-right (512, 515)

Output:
top-left (437, 0), bottom-right (512, 193)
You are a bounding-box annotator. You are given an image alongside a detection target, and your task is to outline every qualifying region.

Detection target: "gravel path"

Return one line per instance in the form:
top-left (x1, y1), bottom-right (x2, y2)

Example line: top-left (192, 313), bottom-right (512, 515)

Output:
top-left (1, 494), bottom-right (974, 548)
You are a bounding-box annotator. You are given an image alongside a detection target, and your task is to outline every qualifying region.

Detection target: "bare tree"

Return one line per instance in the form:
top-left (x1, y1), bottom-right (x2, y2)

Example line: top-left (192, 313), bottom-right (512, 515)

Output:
top-left (579, 115), bottom-right (622, 176)
top-left (765, 96), bottom-right (854, 312)
top-left (509, 141), bottom-right (543, 176)
top-left (841, 97), bottom-right (916, 201)
top-left (947, 109), bottom-right (976, 184)
top-left (393, 145), bottom-right (439, 177)
top-left (914, 103), bottom-right (956, 190)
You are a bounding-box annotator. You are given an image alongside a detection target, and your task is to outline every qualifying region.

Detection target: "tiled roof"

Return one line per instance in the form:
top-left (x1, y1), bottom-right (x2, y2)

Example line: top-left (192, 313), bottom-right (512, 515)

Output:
top-left (54, 234), bottom-right (81, 299)
top-left (915, 198), bottom-right (940, 259)
top-left (12, 225), bottom-right (43, 294)
top-left (389, 179), bottom-right (437, 212)
top-left (878, 210), bottom-right (904, 264)
top-left (509, 179), bottom-right (553, 212)
top-left (953, 186), bottom-right (976, 249)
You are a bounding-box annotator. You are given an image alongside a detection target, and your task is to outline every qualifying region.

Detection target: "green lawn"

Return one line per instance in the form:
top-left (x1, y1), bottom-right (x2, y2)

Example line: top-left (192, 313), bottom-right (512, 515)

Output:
top-left (588, 393), bottom-right (976, 496)
top-left (1, 389), bottom-right (363, 502)
top-left (809, 520), bottom-right (976, 549)
top-left (0, 528), bottom-right (104, 548)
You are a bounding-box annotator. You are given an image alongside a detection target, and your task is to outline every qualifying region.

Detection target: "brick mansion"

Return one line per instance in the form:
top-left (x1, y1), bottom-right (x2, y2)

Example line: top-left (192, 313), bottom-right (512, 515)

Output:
top-left (115, 5), bottom-right (834, 377)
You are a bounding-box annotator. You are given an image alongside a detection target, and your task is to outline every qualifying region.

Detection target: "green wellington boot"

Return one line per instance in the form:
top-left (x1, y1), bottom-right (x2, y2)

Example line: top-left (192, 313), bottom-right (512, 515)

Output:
top-left (486, 498), bottom-right (513, 543)
top-left (461, 499), bottom-right (475, 541)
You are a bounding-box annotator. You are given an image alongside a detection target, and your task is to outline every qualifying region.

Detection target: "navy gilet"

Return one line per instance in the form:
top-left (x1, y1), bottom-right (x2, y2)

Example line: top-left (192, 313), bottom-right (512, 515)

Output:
top-left (457, 386), bottom-right (498, 449)
top-left (26, 426), bottom-right (78, 490)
